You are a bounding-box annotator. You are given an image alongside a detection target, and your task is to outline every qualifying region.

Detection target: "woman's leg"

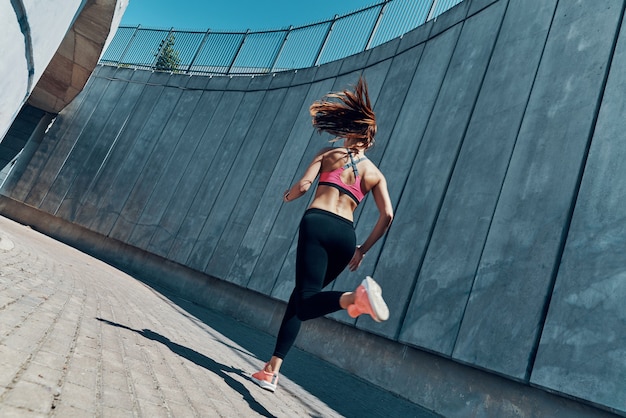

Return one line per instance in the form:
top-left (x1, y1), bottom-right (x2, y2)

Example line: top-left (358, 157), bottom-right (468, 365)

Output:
top-left (269, 210), bottom-right (355, 371)
top-left (294, 209), bottom-right (354, 320)
top-left (271, 290), bottom-right (300, 363)
top-left (256, 212), bottom-right (386, 387)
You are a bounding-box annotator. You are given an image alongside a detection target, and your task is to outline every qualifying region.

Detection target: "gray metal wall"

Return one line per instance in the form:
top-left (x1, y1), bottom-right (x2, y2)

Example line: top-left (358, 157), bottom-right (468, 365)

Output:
top-left (2, 0), bottom-right (625, 415)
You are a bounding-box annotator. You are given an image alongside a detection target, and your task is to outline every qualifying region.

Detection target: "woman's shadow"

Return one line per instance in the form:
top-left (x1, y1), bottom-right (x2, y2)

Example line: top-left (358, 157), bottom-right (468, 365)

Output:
top-left (96, 317), bottom-right (275, 418)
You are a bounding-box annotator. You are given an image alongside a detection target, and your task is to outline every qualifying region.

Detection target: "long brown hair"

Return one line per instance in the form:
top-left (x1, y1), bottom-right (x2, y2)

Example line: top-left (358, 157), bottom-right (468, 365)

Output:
top-left (309, 76), bottom-right (377, 149)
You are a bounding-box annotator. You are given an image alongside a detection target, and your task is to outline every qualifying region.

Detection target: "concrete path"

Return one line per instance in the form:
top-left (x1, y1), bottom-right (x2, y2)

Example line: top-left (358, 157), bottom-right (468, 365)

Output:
top-left (0, 215), bottom-right (438, 418)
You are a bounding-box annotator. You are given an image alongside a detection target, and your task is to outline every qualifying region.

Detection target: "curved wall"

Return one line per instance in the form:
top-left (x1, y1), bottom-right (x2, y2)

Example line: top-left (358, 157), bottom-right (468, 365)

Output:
top-left (2, 0), bottom-right (626, 415)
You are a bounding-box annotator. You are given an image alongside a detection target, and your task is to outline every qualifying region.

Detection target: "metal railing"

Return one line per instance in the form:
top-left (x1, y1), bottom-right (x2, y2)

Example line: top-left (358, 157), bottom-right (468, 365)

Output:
top-left (99, 0), bottom-right (463, 76)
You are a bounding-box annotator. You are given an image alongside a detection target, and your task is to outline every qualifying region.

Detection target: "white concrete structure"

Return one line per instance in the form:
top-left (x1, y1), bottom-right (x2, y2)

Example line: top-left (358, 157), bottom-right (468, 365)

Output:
top-left (0, 0), bottom-right (128, 140)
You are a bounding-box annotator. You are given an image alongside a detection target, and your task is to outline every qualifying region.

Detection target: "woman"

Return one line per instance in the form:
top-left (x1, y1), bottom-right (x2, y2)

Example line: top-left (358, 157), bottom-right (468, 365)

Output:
top-left (251, 77), bottom-right (394, 393)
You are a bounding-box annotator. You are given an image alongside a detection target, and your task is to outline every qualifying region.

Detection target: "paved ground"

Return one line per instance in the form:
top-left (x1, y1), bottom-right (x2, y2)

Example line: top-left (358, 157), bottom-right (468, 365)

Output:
top-left (0, 215), bottom-right (439, 418)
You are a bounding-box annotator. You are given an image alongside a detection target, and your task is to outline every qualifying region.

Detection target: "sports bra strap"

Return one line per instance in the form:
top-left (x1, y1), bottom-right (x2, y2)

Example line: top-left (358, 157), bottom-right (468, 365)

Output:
top-left (345, 150), bottom-right (367, 177)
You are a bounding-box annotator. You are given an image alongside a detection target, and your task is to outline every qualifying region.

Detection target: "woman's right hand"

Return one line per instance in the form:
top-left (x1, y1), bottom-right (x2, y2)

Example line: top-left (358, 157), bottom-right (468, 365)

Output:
top-left (348, 246), bottom-right (365, 271)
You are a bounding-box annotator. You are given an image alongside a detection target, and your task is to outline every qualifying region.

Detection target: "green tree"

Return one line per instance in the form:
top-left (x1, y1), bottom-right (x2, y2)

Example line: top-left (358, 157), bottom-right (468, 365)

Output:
top-left (154, 33), bottom-right (180, 72)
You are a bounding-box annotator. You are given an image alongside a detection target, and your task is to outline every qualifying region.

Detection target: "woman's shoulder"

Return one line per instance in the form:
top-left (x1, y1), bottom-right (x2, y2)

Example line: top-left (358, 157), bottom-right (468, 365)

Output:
top-left (318, 146), bottom-right (349, 163)
top-left (362, 159), bottom-right (385, 182)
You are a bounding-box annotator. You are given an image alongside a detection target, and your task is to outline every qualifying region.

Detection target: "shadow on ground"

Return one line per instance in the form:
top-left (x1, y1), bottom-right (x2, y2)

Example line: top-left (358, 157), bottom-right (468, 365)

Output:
top-left (126, 282), bottom-right (439, 418)
top-left (96, 318), bottom-right (278, 418)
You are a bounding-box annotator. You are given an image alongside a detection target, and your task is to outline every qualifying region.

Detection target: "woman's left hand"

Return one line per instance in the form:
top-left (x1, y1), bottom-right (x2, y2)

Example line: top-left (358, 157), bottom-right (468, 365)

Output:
top-left (348, 246), bottom-right (365, 271)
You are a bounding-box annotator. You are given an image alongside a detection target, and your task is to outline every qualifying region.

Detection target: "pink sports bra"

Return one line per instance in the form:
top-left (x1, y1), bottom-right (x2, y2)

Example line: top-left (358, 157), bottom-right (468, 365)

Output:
top-left (318, 151), bottom-right (367, 204)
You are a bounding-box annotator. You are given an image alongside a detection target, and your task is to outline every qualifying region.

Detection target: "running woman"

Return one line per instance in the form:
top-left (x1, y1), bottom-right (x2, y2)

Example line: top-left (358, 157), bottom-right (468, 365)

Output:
top-left (251, 77), bottom-right (394, 392)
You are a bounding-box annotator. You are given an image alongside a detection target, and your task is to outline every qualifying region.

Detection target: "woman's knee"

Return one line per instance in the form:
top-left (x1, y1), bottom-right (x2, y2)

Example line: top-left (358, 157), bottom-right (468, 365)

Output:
top-left (295, 295), bottom-right (315, 321)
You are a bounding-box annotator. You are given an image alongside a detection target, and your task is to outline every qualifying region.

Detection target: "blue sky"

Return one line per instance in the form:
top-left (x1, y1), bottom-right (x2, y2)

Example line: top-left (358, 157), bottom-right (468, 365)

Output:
top-left (120, 0), bottom-right (377, 31)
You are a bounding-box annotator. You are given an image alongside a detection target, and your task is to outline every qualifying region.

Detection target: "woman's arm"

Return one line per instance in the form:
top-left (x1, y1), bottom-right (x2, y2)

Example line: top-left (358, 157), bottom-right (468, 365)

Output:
top-left (283, 148), bottom-right (329, 202)
top-left (348, 174), bottom-right (394, 271)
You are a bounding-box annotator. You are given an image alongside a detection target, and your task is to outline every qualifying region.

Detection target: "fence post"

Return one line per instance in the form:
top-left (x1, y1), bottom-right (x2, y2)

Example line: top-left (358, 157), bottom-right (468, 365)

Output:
top-left (314, 15), bottom-right (338, 67)
top-left (226, 29), bottom-right (249, 75)
top-left (269, 26), bottom-right (292, 73)
top-left (117, 24), bottom-right (141, 65)
top-left (426, 0), bottom-right (441, 21)
top-left (365, 2), bottom-right (388, 50)
top-left (186, 29), bottom-right (211, 74)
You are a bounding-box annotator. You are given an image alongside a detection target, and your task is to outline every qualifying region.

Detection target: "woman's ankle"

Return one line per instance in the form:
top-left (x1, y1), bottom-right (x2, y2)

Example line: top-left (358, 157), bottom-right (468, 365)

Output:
top-left (339, 291), bottom-right (355, 309)
top-left (268, 357), bottom-right (283, 374)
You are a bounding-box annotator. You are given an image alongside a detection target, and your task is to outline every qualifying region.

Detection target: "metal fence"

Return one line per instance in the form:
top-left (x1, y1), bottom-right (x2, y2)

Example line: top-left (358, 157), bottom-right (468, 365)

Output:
top-left (99, 0), bottom-right (463, 76)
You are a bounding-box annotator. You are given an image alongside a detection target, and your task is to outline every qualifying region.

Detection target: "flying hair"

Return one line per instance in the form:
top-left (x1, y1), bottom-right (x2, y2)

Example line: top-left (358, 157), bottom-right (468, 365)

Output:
top-left (309, 76), bottom-right (377, 149)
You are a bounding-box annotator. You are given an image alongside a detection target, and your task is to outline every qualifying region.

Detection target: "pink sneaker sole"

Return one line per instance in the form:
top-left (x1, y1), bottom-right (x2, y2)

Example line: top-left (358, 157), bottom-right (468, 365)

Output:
top-left (348, 277), bottom-right (389, 322)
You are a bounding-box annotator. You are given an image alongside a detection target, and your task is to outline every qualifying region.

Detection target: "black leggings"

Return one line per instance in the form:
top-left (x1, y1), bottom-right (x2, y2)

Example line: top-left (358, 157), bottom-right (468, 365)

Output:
top-left (273, 208), bottom-right (356, 359)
